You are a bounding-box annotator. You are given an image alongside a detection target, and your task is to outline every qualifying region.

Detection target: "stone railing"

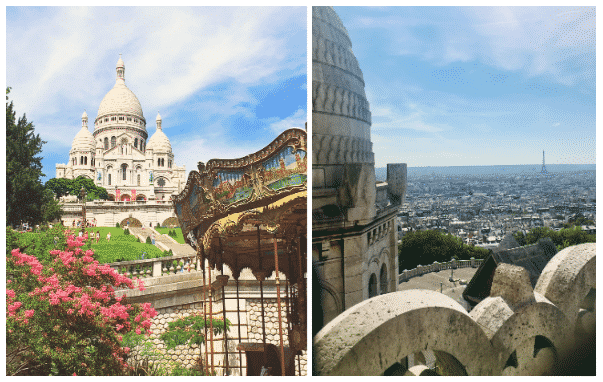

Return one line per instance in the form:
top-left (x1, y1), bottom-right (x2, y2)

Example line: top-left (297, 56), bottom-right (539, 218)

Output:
top-left (108, 253), bottom-right (199, 285)
top-left (398, 258), bottom-right (484, 283)
top-left (314, 243), bottom-right (596, 376)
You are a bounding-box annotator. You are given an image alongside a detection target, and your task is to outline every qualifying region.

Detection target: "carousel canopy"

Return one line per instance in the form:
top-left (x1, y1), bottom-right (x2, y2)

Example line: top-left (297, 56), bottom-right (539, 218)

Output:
top-left (172, 128), bottom-right (307, 280)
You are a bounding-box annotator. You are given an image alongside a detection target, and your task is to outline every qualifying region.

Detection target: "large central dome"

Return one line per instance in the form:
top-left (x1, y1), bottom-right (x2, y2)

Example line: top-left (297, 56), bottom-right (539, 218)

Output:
top-left (96, 56), bottom-right (145, 123)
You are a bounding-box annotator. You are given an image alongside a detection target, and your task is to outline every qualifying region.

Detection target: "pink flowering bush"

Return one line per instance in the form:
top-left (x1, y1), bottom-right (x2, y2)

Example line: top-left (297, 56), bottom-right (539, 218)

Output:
top-left (7, 232), bottom-right (157, 376)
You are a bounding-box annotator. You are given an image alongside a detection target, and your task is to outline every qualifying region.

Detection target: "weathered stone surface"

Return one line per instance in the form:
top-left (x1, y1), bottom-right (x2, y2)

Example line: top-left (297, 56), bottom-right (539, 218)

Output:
top-left (489, 264), bottom-right (536, 310)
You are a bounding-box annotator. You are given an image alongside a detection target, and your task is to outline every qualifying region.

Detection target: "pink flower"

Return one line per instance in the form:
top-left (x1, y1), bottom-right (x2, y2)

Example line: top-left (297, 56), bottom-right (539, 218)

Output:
top-left (24, 310), bottom-right (34, 318)
top-left (135, 327), bottom-right (141, 335)
top-left (8, 301), bottom-right (22, 312)
top-left (7, 289), bottom-right (16, 298)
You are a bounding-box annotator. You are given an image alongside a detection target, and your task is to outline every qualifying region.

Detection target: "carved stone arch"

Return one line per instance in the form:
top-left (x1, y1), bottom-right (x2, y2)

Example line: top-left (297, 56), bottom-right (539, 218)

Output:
top-left (120, 217), bottom-right (142, 228)
top-left (313, 263), bottom-right (343, 335)
top-left (313, 290), bottom-right (496, 376)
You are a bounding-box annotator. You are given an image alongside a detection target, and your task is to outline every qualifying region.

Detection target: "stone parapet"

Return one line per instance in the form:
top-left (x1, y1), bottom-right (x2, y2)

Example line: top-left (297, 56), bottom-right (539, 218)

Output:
top-left (399, 258), bottom-right (483, 283)
top-left (316, 243), bottom-right (595, 375)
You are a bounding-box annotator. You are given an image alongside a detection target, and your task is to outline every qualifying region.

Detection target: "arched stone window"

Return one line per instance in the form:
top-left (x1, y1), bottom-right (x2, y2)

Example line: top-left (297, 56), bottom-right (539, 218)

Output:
top-left (104, 137), bottom-right (109, 150)
top-left (157, 178), bottom-right (166, 187)
top-left (84, 156), bottom-right (87, 165)
top-left (121, 164), bottom-right (128, 181)
top-left (369, 273), bottom-right (378, 298)
top-left (111, 136), bottom-right (116, 148)
top-left (134, 138), bottom-right (138, 149)
top-left (380, 263), bottom-right (388, 295)
top-left (108, 174), bottom-right (112, 186)
top-left (137, 174), bottom-right (141, 186)
top-left (158, 158), bottom-right (161, 167)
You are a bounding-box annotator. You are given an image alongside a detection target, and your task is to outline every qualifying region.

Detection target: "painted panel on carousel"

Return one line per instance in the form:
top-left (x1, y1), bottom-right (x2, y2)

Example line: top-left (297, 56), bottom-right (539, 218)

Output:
top-left (213, 170), bottom-right (251, 205)
top-left (262, 146), bottom-right (307, 191)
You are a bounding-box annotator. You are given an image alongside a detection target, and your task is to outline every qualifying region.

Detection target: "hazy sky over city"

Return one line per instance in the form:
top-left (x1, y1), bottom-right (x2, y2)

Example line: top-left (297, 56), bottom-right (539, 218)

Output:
top-left (6, 6), bottom-right (307, 182)
top-left (335, 6), bottom-right (595, 168)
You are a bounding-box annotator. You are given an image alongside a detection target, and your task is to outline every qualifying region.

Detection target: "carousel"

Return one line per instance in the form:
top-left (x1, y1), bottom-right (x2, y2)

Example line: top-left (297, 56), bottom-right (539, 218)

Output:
top-left (172, 128), bottom-right (307, 376)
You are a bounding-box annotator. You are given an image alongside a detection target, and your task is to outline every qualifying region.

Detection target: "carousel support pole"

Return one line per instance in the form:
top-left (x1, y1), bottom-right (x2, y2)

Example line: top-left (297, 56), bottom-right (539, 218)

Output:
top-left (296, 226), bottom-right (305, 376)
top-left (208, 259), bottom-right (215, 375)
top-left (272, 233), bottom-right (286, 376)
top-left (201, 248), bottom-right (209, 375)
top-left (256, 225), bottom-right (268, 372)
top-left (235, 277), bottom-right (243, 376)
top-left (219, 238), bottom-right (230, 375)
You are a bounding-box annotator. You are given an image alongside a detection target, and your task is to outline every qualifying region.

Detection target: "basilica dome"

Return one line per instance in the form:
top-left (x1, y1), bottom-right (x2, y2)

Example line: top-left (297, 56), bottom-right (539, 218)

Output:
top-left (95, 56), bottom-right (145, 124)
top-left (312, 6), bottom-right (374, 169)
top-left (71, 111), bottom-right (95, 152)
top-left (147, 113), bottom-right (172, 153)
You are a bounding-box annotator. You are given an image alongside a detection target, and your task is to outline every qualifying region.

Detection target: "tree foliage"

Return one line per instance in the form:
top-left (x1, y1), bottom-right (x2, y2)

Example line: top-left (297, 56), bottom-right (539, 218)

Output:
top-left (398, 230), bottom-right (490, 272)
top-left (6, 87), bottom-right (47, 227)
top-left (45, 176), bottom-right (109, 201)
top-left (513, 225), bottom-right (595, 251)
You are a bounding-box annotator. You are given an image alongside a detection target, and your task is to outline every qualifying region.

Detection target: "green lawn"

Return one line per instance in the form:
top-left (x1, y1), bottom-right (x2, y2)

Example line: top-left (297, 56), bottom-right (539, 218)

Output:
top-left (155, 227), bottom-right (186, 244)
top-left (70, 227), bottom-right (169, 263)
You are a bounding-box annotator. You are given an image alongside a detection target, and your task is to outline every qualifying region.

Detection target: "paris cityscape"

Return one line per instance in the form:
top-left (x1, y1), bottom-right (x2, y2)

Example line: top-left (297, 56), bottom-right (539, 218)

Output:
top-left (384, 163), bottom-right (596, 247)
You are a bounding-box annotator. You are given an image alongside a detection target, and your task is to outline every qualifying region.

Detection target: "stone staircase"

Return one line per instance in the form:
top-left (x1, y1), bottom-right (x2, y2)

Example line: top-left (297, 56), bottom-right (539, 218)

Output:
top-left (129, 227), bottom-right (195, 256)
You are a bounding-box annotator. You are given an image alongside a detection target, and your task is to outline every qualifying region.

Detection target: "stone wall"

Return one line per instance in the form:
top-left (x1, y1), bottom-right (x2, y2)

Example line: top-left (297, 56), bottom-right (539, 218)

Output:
top-left (127, 295), bottom-right (307, 376)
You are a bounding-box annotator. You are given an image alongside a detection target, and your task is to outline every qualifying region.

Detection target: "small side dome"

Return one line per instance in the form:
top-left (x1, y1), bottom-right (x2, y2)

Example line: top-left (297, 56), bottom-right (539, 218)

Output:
top-left (72, 123), bottom-right (96, 152)
top-left (147, 113), bottom-right (170, 152)
top-left (147, 129), bottom-right (172, 153)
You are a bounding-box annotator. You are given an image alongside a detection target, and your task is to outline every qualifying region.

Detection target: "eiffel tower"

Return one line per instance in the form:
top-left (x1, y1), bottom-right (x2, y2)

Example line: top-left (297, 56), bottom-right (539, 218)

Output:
top-left (541, 150), bottom-right (548, 174)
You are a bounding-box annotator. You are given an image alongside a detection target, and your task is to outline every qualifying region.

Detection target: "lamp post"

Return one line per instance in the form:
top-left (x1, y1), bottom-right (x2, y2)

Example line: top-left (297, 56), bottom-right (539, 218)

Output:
top-left (79, 187), bottom-right (87, 234)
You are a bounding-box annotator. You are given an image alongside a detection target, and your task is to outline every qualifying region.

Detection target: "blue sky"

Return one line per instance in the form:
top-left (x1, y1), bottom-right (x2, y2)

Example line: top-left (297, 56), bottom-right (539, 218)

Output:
top-left (334, 6), bottom-right (595, 168)
top-left (6, 6), bottom-right (307, 183)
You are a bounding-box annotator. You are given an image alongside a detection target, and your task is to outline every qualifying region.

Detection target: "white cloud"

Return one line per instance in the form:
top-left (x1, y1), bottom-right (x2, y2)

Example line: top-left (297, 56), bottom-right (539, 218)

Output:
top-left (266, 108), bottom-right (307, 134)
top-left (6, 6), bottom-right (305, 124)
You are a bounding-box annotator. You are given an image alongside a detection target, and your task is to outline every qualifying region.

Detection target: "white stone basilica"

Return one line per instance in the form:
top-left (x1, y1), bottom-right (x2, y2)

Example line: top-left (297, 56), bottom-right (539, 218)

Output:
top-left (56, 56), bottom-right (186, 202)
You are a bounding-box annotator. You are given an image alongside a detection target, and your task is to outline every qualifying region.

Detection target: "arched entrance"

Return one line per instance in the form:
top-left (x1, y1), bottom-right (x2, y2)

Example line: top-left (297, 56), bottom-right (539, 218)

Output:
top-left (120, 217), bottom-right (142, 228)
top-left (136, 194), bottom-right (146, 201)
top-left (380, 263), bottom-right (388, 295)
top-left (368, 273), bottom-right (378, 298)
top-left (120, 194), bottom-right (131, 201)
top-left (162, 217), bottom-right (179, 227)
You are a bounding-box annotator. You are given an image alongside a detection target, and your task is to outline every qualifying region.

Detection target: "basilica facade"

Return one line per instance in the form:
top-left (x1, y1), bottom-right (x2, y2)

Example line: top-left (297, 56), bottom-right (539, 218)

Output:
top-left (56, 56), bottom-right (186, 202)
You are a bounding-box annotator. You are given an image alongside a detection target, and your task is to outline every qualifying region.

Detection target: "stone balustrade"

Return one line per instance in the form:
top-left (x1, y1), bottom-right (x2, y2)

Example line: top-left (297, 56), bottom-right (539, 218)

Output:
top-left (108, 253), bottom-right (200, 286)
top-left (315, 243), bottom-right (596, 376)
top-left (398, 258), bottom-right (483, 283)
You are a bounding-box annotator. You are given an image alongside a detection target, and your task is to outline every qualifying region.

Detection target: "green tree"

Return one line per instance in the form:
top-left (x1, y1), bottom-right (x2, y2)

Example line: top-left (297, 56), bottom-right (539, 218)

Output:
top-left (41, 189), bottom-right (63, 223)
top-left (45, 176), bottom-right (109, 201)
top-left (398, 230), bottom-right (490, 272)
top-left (6, 88), bottom-right (46, 227)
